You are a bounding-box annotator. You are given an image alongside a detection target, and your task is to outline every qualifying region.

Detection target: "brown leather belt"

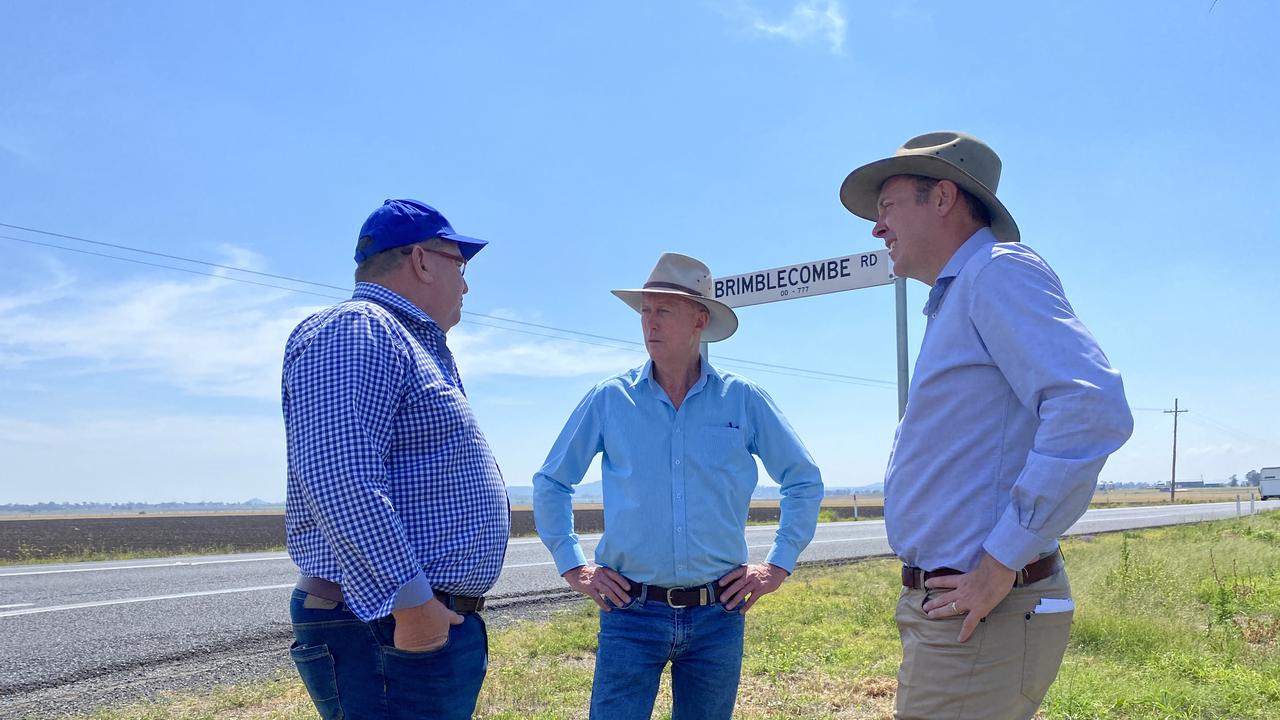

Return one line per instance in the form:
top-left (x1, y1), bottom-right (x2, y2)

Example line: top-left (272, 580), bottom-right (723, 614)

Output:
top-left (627, 581), bottom-right (719, 608)
top-left (900, 549), bottom-right (1064, 590)
top-left (296, 576), bottom-right (486, 614)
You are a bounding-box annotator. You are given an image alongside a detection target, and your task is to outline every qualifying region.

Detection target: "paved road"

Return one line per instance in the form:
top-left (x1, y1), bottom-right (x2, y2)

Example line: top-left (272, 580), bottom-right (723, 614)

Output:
top-left (1, 500), bottom-right (1274, 716)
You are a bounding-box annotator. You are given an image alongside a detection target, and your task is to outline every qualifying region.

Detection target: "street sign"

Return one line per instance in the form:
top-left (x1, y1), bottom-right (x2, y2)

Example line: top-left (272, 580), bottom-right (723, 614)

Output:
top-left (712, 249), bottom-right (893, 308)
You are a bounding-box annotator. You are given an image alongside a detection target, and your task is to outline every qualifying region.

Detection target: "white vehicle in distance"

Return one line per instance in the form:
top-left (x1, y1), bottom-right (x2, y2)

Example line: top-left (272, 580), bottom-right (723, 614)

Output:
top-left (1260, 467), bottom-right (1280, 501)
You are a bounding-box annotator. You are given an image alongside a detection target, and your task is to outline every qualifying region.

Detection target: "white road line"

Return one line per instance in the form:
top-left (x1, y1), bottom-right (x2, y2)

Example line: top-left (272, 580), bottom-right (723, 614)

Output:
top-left (0, 554), bottom-right (292, 578)
top-left (0, 584), bottom-right (296, 618)
top-left (746, 535), bottom-right (887, 550)
top-left (0, 603), bottom-right (35, 609)
top-left (503, 561), bottom-right (556, 568)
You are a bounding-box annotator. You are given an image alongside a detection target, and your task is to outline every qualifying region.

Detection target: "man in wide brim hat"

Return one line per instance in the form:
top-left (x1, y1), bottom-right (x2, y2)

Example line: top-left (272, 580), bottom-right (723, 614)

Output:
top-left (839, 133), bottom-right (1133, 720)
top-left (610, 251), bottom-right (739, 343)
top-left (532, 252), bottom-right (823, 720)
top-left (839, 130), bottom-right (1020, 244)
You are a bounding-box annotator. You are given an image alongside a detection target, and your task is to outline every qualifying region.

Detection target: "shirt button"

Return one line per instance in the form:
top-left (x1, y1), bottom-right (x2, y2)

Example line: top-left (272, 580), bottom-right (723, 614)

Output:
top-left (675, 459), bottom-right (681, 465)
top-left (676, 526), bottom-right (683, 532)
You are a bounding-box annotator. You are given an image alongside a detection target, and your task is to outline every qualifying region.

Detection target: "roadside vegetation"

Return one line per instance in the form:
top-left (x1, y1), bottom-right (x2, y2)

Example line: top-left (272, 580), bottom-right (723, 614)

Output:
top-left (73, 511), bottom-right (1280, 720)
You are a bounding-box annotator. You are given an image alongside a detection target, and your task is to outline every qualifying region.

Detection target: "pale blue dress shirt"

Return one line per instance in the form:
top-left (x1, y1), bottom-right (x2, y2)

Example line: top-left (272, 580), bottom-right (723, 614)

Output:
top-left (885, 228), bottom-right (1133, 574)
top-left (533, 360), bottom-right (824, 587)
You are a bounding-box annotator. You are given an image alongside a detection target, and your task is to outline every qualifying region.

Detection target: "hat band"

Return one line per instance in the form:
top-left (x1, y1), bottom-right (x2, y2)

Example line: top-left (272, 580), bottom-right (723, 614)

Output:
top-left (643, 281), bottom-right (704, 297)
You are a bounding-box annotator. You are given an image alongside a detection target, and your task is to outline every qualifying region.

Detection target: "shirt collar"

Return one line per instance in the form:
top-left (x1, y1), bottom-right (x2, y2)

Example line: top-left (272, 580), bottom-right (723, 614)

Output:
top-left (635, 357), bottom-right (717, 394)
top-left (352, 282), bottom-right (443, 333)
top-left (922, 226), bottom-right (998, 316)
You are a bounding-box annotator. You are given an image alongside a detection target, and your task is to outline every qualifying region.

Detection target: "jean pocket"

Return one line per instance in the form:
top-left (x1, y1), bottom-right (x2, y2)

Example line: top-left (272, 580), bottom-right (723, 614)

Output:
top-left (382, 633), bottom-right (452, 659)
top-left (606, 594), bottom-right (639, 611)
top-left (1020, 608), bottom-right (1073, 703)
top-left (289, 642), bottom-right (344, 720)
top-left (717, 599), bottom-right (744, 615)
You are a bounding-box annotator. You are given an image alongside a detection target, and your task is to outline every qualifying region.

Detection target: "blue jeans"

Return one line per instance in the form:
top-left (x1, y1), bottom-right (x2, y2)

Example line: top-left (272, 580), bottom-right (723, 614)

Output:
top-left (288, 589), bottom-right (488, 720)
top-left (589, 587), bottom-right (746, 720)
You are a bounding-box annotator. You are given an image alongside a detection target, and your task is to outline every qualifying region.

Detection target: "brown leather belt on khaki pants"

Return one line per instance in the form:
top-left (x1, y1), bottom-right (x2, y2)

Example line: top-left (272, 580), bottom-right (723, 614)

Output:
top-left (900, 548), bottom-right (1064, 590)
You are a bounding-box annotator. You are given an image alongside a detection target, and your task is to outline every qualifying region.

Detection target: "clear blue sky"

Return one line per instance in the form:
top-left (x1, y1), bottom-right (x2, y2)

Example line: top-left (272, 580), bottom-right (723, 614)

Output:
top-left (2, 1), bottom-right (1277, 503)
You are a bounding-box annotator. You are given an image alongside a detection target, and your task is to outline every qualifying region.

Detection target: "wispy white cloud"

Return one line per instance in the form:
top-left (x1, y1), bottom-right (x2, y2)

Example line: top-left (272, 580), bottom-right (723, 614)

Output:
top-left (451, 320), bottom-right (642, 378)
top-left (0, 256), bottom-right (318, 400)
top-left (736, 0), bottom-right (848, 55)
top-left (0, 252), bottom-right (643, 401)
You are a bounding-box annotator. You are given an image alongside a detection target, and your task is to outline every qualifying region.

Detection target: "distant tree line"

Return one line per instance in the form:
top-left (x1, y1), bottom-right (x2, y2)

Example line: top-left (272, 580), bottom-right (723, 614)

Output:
top-left (0, 500), bottom-right (282, 514)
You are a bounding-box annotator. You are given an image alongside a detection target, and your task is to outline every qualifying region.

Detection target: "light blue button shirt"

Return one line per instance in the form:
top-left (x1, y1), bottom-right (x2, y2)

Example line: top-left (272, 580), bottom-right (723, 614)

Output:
top-left (885, 228), bottom-right (1133, 574)
top-left (533, 360), bottom-right (824, 587)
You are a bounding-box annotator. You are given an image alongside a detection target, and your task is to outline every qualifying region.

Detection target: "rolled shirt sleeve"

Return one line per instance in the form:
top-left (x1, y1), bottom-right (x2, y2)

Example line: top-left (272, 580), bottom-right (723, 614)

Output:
top-left (969, 250), bottom-right (1134, 570)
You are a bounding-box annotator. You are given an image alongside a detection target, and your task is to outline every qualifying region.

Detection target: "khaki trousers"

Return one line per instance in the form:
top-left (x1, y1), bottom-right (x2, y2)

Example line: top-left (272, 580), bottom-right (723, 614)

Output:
top-left (894, 570), bottom-right (1073, 720)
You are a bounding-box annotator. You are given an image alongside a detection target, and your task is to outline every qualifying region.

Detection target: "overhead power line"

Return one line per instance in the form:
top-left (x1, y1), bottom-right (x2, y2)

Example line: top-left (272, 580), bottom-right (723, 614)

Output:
top-left (1, 223), bottom-right (896, 389)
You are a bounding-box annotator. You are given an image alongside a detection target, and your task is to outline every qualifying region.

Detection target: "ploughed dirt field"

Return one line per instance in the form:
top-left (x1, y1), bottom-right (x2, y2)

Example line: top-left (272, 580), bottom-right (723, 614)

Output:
top-left (0, 513), bottom-right (288, 562)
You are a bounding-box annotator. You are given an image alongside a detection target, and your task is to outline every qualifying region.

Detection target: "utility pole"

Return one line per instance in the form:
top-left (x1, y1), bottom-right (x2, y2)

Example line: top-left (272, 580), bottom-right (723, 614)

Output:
top-left (1164, 398), bottom-right (1189, 502)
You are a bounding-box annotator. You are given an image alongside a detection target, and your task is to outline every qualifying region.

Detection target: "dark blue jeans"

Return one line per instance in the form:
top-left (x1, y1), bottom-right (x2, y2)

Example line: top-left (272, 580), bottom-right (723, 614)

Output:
top-left (589, 589), bottom-right (746, 720)
top-left (288, 589), bottom-right (488, 720)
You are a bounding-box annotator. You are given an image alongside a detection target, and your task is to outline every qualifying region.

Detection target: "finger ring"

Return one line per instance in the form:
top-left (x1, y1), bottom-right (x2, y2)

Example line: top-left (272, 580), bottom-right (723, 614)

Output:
top-left (949, 601), bottom-right (960, 614)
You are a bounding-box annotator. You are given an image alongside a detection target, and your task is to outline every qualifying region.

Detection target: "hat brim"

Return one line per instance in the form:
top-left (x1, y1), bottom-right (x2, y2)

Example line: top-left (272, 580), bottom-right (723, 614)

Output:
top-left (439, 232), bottom-right (488, 260)
top-left (839, 155), bottom-right (1020, 243)
top-left (610, 288), bottom-right (739, 343)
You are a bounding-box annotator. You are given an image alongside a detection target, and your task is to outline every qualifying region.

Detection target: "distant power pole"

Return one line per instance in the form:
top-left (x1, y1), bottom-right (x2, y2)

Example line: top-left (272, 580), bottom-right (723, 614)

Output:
top-left (1164, 398), bottom-right (1189, 502)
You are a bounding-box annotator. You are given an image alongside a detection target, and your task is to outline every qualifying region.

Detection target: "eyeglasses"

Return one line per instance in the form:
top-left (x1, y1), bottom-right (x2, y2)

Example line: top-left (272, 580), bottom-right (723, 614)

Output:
top-left (404, 245), bottom-right (467, 276)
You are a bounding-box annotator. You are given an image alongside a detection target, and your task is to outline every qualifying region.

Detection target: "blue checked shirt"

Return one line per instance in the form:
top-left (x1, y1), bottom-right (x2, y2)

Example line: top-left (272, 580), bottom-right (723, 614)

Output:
top-left (533, 360), bottom-right (824, 587)
top-left (283, 282), bottom-right (509, 622)
top-left (885, 228), bottom-right (1133, 575)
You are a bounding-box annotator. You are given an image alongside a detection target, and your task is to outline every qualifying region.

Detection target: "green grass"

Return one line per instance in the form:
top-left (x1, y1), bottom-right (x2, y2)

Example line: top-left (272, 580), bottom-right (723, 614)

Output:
top-left (75, 512), bottom-right (1280, 720)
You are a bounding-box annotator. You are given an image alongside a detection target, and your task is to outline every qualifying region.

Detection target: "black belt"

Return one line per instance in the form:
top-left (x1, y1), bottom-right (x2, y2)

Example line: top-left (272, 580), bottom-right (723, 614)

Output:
top-left (627, 581), bottom-right (719, 608)
top-left (296, 576), bottom-right (485, 614)
top-left (436, 592), bottom-right (485, 614)
top-left (900, 549), bottom-right (1064, 590)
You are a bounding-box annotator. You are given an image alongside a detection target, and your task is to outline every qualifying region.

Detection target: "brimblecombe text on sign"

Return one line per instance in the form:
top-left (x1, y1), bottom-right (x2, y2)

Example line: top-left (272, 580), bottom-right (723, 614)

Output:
top-left (713, 252), bottom-right (890, 308)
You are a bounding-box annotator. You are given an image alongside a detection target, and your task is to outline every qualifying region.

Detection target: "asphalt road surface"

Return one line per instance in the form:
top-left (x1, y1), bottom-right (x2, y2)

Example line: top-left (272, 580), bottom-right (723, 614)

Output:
top-left (2, 500), bottom-right (1274, 717)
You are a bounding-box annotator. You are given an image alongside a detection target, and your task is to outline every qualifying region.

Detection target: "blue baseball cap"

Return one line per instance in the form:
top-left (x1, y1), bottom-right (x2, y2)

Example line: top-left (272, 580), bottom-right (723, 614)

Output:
top-left (355, 199), bottom-right (489, 263)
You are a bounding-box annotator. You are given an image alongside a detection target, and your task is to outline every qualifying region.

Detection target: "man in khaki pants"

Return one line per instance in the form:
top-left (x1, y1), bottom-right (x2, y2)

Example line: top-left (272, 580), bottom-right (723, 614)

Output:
top-left (840, 132), bottom-right (1133, 719)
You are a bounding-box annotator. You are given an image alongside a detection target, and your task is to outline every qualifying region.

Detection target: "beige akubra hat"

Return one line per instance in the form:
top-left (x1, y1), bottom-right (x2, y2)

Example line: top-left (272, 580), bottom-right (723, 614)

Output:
top-left (839, 131), bottom-right (1020, 243)
top-left (612, 252), bottom-right (739, 342)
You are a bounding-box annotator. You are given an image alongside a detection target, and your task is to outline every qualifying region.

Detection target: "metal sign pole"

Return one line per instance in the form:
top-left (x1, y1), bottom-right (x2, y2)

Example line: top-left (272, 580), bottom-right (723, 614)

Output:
top-left (895, 277), bottom-right (909, 419)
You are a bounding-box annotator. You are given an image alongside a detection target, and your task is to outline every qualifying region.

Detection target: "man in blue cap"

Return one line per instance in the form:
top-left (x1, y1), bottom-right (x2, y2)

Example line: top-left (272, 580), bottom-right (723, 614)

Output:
top-left (283, 199), bottom-right (510, 720)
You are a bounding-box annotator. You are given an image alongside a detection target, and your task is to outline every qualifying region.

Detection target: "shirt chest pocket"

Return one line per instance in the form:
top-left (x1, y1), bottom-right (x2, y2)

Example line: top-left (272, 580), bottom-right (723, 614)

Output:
top-left (701, 426), bottom-right (747, 459)
top-left (693, 426), bottom-right (755, 485)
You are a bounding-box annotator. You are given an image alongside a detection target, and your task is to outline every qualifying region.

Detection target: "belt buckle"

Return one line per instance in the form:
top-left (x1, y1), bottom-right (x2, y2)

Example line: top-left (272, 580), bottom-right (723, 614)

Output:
top-left (666, 587), bottom-right (706, 609)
